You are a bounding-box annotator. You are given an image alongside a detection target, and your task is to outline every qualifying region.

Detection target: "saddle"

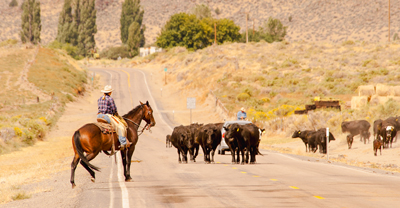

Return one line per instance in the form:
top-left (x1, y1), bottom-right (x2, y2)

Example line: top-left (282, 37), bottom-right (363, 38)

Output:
top-left (93, 118), bottom-right (116, 134)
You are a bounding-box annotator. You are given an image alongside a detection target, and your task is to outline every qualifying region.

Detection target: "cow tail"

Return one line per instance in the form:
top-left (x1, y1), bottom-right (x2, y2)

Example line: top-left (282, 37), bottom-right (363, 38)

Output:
top-left (257, 148), bottom-right (263, 156)
top-left (73, 131), bottom-right (100, 171)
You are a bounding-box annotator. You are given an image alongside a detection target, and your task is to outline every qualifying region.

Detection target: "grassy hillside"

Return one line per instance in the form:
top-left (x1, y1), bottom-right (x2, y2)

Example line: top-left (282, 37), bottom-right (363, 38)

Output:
top-left (0, 42), bottom-right (88, 154)
top-left (1, 0), bottom-right (399, 50)
top-left (128, 40), bottom-right (400, 135)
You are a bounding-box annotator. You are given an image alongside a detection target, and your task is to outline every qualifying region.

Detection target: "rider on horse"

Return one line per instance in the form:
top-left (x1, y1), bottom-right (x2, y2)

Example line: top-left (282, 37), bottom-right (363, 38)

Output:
top-left (97, 85), bottom-right (131, 150)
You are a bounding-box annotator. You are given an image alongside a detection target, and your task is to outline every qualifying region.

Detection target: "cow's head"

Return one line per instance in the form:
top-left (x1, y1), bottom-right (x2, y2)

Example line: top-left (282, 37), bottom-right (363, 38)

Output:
top-left (386, 126), bottom-right (394, 137)
top-left (341, 122), bottom-right (349, 132)
top-left (292, 130), bottom-right (301, 138)
top-left (204, 127), bottom-right (217, 144)
top-left (225, 123), bottom-right (241, 139)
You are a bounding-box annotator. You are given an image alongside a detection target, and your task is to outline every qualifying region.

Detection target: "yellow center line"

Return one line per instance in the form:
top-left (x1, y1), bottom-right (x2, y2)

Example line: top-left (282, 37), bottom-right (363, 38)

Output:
top-left (241, 172), bottom-right (247, 174)
top-left (290, 186), bottom-right (299, 189)
top-left (119, 69), bottom-right (133, 107)
top-left (314, 196), bottom-right (325, 199)
top-left (223, 164), bottom-right (228, 166)
top-left (232, 167), bottom-right (237, 169)
top-left (270, 179), bottom-right (278, 181)
top-left (253, 175), bottom-right (260, 177)
top-left (216, 162), bottom-right (221, 164)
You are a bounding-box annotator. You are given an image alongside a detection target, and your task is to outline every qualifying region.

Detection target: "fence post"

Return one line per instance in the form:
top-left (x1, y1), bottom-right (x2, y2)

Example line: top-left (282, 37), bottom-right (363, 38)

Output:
top-left (326, 127), bottom-right (329, 161)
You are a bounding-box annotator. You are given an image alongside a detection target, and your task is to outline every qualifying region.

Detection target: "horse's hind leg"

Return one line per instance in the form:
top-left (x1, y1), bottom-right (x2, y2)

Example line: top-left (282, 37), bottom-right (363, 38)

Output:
top-left (80, 152), bottom-right (100, 182)
top-left (70, 154), bottom-right (80, 188)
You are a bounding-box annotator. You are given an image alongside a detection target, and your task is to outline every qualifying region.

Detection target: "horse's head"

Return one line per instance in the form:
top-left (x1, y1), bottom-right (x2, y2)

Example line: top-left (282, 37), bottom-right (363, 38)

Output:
top-left (140, 101), bottom-right (156, 128)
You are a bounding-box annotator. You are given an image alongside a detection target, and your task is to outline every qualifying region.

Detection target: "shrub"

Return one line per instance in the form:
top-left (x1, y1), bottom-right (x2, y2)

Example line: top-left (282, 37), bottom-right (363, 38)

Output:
top-left (9, 0), bottom-right (18, 7)
top-left (342, 40), bottom-right (355, 46)
top-left (0, 39), bottom-right (18, 47)
top-left (100, 45), bottom-right (131, 60)
top-left (237, 93), bottom-right (250, 101)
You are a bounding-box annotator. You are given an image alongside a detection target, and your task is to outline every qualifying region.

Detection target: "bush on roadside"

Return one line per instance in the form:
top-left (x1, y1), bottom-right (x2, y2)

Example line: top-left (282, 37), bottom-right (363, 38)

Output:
top-left (100, 45), bottom-right (131, 60)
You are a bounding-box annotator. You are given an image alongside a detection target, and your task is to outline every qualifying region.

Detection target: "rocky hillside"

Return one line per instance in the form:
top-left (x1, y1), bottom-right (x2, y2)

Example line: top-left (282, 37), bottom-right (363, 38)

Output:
top-left (1, 0), bottom-right (399, 50)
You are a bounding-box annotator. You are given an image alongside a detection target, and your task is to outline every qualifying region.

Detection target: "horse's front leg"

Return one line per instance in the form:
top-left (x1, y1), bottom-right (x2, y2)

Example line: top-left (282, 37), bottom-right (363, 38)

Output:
top-left (124, 146), bottom-right (135, 181)
top-left (120, 149), bottom-right (127, 179)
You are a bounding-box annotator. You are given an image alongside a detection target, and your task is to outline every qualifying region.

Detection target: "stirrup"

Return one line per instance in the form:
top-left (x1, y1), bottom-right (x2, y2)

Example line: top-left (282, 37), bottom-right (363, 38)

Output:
top-left (97, 118), bottom-right (108, 123)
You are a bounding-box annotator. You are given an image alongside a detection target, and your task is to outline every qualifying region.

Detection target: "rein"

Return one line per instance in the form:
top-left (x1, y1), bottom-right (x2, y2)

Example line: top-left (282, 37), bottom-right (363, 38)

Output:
top-left (123, 105), bottom-right (151, 136)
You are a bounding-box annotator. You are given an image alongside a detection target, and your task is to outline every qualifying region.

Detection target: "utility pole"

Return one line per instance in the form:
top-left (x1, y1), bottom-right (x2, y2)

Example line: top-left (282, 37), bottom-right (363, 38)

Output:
top-left (245, 12), bottom-right (249, 43)
top-left (214, 22), bottom-right (217, 45)
top-left (389, 0), bottom-right (391, 42)
top-left (252, 18), bottom-right (255, 42)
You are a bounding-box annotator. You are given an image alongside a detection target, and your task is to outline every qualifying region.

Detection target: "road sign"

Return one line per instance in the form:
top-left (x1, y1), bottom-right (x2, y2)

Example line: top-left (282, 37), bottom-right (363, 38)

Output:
top-left (187, 97), bottom-right (196, 109)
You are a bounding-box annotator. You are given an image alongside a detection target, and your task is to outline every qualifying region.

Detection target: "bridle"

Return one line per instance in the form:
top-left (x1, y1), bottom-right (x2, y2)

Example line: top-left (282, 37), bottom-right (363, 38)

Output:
top-left (123, 104), bottom-right (152, 136)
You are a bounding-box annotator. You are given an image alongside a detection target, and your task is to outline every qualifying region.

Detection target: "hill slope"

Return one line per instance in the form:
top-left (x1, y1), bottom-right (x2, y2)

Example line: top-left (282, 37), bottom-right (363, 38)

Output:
top-left (1, 0), bottom-right (399, 50)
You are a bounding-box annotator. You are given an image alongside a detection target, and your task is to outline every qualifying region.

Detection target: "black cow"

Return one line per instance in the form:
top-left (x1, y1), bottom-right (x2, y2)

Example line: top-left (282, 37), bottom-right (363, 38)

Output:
top-left (170, 125), bottom-right (191, 163)
top-left (224, 123), bottom-right (260, 164)
top-left (373, 119), bottom-right (383, 140)
top-left (341, 120), bottom-right (371, 144)
top-left (166, 134), bottom-right (172, 148)
top-left (292, 130), bottom-right (320, 153)
top-left (317, 128), bottom-right (336, 154)
top-left (377, 117), bottom-right (400, 148)
top-left (198, 123), bottom-right (222, 163)
top-left (187, 123), bottom-right (203, 162)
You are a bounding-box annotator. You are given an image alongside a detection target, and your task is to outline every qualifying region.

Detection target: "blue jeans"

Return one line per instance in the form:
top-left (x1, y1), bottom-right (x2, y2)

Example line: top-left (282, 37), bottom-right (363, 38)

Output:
top-left (97, 114), bottom-right (127, 145)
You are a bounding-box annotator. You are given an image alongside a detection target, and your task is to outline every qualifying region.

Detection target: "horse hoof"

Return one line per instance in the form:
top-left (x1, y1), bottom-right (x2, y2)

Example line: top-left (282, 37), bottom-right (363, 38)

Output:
top-left (125, 178), bottom-right (133, 182)
top-left (91, 178), bottom-right (95, 183)
top-left (72, 184), bottom-right (76, 189)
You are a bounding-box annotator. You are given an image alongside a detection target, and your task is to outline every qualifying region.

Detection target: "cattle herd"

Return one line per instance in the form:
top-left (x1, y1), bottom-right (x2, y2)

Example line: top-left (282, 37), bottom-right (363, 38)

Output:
top-left (166, 122), bottom-right (264, 164)
top-left (292, 116), bottom-right (400, 156)
top-left (166, 116), bottom-right (400, 163)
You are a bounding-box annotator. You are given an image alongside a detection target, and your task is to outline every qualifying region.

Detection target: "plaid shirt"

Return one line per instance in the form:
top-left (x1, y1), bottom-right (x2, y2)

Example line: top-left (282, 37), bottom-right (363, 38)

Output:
top-left (98, 95), bottom-right (117, 115)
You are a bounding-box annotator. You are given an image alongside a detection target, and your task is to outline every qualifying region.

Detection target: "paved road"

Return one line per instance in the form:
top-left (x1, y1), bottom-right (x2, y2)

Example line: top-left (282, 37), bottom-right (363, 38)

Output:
top-left (78, 68), bottom-right (400, 208)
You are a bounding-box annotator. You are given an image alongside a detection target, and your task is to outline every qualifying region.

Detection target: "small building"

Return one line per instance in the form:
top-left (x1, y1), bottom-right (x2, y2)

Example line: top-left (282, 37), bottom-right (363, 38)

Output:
top-left (139, 46), bottom-right (162, 57)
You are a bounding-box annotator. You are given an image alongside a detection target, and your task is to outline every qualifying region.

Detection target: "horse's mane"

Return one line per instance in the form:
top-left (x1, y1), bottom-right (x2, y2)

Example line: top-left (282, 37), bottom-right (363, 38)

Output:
top-left (123, 104), bottom-right (143, 118)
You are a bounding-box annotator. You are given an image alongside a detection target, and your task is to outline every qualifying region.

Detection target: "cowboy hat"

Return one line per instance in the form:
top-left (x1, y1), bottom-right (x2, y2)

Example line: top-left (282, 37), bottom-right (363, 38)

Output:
top-left (101, 85), bottom-right (113, 93)
top-left (241, 107), bottom-right (245, 111)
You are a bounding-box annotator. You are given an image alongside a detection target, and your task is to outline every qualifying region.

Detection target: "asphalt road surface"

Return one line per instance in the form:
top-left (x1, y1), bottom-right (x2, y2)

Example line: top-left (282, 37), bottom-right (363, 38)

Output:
top-left (80, 68), bottom-right (400, 208)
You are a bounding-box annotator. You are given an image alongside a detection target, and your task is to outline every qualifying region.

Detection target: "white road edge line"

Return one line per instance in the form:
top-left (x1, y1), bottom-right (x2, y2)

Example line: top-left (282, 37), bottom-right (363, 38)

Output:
top-left (117, 153), bottom-right (130, 208)
top-left (108, 157), bottom-right (114, 208)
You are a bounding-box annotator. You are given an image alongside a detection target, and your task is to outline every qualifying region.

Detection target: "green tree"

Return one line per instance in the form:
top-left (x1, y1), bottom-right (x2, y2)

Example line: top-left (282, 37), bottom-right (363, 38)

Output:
top-left (9, 0), bottom-right (18, 7)
top-left (120, 0), bottom-right (145, 46)
top-left (56, 0), bottom-right (76, 44)
top-left (192, 4), bottom-right (211, 20)
top-left (156, 13), bottom-right (241, 50)
top-left (259, 17), bottom-right (287, 42)
top-left (77, 0), bottom-right (97, 57)
top-left (156, 13), bottom-right (205, 50)
top-left (20, 0), bottom-right (41, 44)
top-left (214, 18), bottom-right (241, 44)
top-left (127, 22), bottom-right (141, 57)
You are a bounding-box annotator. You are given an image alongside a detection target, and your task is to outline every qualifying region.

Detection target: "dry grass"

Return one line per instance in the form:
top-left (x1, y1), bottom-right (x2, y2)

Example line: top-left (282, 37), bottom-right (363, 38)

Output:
top-left (0, 45), bottom-right (88, 154)
top-left (0, 135), bottom-right (72, 203)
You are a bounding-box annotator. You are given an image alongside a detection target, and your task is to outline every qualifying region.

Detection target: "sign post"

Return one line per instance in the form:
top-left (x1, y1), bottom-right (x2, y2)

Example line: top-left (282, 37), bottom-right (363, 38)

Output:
top-left (164, 68), bottom-right (167, 85)
top-left (326, 127), bottom-right (329, 161)
top-left (187, 97), bottom-right (196, 124)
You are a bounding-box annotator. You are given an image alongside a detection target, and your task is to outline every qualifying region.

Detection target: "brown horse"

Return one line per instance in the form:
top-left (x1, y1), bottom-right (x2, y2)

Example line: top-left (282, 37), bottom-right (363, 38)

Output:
top-left (70, 101), bottom-right (156, 188)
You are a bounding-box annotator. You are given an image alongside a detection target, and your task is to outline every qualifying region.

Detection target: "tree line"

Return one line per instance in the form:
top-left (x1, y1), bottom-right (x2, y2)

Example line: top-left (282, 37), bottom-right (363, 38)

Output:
top-left (156, 4), bottom-right (287, 50)
top-left (18, 1), bottom-right (286, 59)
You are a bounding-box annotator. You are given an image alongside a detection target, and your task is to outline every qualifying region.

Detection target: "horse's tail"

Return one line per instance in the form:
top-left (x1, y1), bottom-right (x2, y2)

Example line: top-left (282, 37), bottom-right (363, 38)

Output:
top-left (73, 131), bottom-right (100, 171)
